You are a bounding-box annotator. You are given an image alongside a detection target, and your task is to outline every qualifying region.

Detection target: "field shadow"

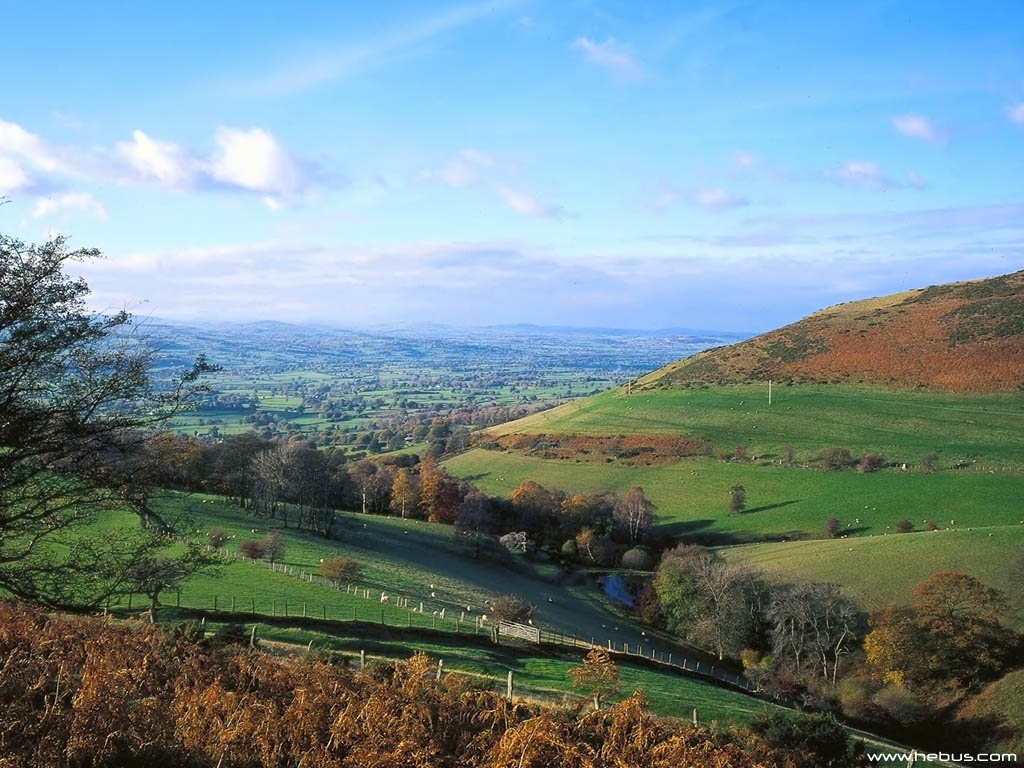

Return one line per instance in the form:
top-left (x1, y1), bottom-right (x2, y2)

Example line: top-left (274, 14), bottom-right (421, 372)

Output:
top-left (743, 500), bottom-right (800, 514)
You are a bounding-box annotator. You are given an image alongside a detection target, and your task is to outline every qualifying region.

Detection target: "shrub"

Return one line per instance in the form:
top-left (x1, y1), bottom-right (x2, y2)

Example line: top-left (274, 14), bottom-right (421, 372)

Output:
top-left (560, 539), bottom-right (578, 558)
top-left (893, 520), bottom-right (914, 533)
top-left (488, 594), bottom-right (534, 623)
top-left (749, 710), bottom-right (852, 768)
top-left (207, 529), bottom-right (228, 551)
top-left (824, 516), bottom-right (841, 538)
top-left (857, 453), bottom-right (885, 473)
top-left (620, 547), bottom-right (656, 571)
top-left (238, 539), bottom-right (265, 561)
top-left (208, 623), bottom-right (249, 648)
top-left (319, 556), bottom-right (362, 587)
top-left (924, 520), bottom-right (939, 531)
top-left (921, 451), bottom-right (938, 472)
top-left (872, 684), bottom-right (931, 726)
top-left (262, 531), bottom-right (285, 564)
top-left (815, 447), bottom-right (854, 470)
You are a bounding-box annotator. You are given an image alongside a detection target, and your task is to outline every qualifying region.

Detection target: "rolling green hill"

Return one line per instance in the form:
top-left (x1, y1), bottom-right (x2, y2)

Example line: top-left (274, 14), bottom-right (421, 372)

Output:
top-left (483, 383), bottom-right (1024, 467)
top-left (720, 527), bottom-right (1024, 629)
top-left (444, 448), bottom-right (1024, 541)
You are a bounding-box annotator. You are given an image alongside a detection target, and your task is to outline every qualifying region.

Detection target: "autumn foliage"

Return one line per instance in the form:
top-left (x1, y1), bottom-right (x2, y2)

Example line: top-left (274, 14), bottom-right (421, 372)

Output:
top-left (647, 270), bottom-right (1024, 392)
top-left (476, 432), bottom-right (710, 464)
top-left (0, 601), bottom-right (809, 768)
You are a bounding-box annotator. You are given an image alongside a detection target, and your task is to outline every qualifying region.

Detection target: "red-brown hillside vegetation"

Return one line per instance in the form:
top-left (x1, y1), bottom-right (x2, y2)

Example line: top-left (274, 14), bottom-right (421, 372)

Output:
top-left (0, 601), bottom-right (817, 768)
top-left (641, 271), bottom-right (1024, 392)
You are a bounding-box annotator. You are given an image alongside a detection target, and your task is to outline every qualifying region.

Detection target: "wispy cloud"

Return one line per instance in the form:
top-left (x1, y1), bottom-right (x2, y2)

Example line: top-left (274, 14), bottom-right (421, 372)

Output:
top-left (493, 184), bottom-right (566, 219)
top-left (571, 37), bottom-right (644, 81)
top-left (829, 160), bottom-right (899, 190)
top-left (891, 114), bottom-right (946, 144)
top-left (1007, 102), bottom-right (1024, 126)
top-left (733, 150), bottom-right (759, 169)
top-left (689, 187), bottom-right (747, 210)
top-left (419, 148), bottom-right (494, 188)
top-left (419, 149), bottom-right (565, 218)
top-left (243, 0), bottom-right (521, 97)
top-left (32, 193), bottom-right (108, 221)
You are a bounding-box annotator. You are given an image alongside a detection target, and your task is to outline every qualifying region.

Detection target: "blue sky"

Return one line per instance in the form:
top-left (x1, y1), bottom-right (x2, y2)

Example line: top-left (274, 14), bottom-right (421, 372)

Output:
top-left (1, 0), bottom-right (1022, 331)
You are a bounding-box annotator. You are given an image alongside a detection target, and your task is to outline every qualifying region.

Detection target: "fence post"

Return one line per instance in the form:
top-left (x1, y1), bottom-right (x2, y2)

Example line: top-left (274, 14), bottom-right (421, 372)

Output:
top-left (360, 649), bottom-right (365, 670)
top-left (303, 601), bottom-right (307, 618)
top-left (322, 605), bottom-right (327, 620)
top-left (214, 595), bottom-right (217, 611)
top-left (231, 596), bottom-right (236, 613)
top-left (692, 708), bottom-right (698, 726)
top-left (436, 659), bottom-right (444, 682)
top-left (507, 670), bottom-right (514, 702)
top-left (380, 608), bottom-right (384, 625)
top-left (249, 624), bottom-right (257, 648)
top-left (251, 597), bottom-right (255, 615)
top-left (128, 593), bottom-right (133, 610)
top-left (284, 600), bottom-right (288, 617)
top-left (176, 591), bottom-right (180, 608)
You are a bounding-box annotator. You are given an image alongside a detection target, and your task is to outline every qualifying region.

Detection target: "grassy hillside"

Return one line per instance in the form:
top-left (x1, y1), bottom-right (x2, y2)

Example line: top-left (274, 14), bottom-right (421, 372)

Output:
top-left (245, 623), bottom-right (777, 725)
top-left (98, 494), bottom-right (717, 664)
top-left (957, 669), bottom-right (1024, 755)
top-left (445, 449), bottom-right (1024, 541)
top-left (720, 527), bottom-right (1024, 629)
top-left (639, 270), bottom-right (1024, 392)
top-left (485, 384), bottom-right (1024, 466)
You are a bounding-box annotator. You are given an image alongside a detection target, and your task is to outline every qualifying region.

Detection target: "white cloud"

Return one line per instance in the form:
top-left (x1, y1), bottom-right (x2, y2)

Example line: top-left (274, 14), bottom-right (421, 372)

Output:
top-left (0, 154), bottom-right (31, 193)
top-left (0, 120), bottom-right (64, 173)
top-left (208, 127), bottom-right (303, 196)
top-left (906, 170), bottom-right (927, 190)
top-left (831, 161), bottom-right (896, 190)
top-left (1007, 102), bottom-right (1024, 126)
top-left (493, 184), bottom-right (565, 218)
top-left (733, 150), bottom-right (759, 169)
top-left (891, 114), bottom-right (946, 144)
top-left (420, 147), bottom-right (494, 187)
top-left (0, 119), bottom-right (315, 206)
top-left (690, 187), bottom-right (747, 210)
top-left (116, 130), bottom-right (196, 187)
top-left (31, 193), bottom-right (108, 221)
top-left (571, 37), bottom-right (644, 81)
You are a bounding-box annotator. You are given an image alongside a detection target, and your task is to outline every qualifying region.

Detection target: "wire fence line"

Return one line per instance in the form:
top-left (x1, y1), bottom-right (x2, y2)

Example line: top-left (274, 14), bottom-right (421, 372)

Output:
top-left (117, 549), bottom-right (783, 706)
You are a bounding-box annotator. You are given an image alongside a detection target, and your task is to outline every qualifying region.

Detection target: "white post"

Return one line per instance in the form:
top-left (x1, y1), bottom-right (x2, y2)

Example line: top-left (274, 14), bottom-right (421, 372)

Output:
top-left (768, 379), bottom-right (772, 406)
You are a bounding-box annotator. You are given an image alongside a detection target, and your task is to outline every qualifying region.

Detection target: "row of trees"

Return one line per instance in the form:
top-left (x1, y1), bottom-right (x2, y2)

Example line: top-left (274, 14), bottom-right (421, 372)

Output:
top-left (149, 431), bottom-right (662, 559)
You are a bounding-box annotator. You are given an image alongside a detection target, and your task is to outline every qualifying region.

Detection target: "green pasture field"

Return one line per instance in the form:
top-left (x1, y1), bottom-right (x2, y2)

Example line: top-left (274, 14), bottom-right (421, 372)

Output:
top-left (721, 526), bottom-right (1024, 629)
top-left (488, 384), bottom-right (1024, 467)
top-left (236, 622), bottom-right (781, 725)
top-left (443, 449), bottom-right (1024, 541)
top-left (94, 494), bottom-right (710, 662)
